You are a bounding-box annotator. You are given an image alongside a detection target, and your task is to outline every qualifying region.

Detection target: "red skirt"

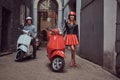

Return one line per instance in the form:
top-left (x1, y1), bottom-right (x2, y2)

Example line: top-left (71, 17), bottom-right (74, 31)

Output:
top-left (65, 34), bottom-right (79, 46)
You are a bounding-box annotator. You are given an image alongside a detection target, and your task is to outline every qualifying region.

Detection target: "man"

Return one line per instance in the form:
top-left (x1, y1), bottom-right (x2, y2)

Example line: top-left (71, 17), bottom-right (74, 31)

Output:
top-left (24, 17), bottom-right (37, 59)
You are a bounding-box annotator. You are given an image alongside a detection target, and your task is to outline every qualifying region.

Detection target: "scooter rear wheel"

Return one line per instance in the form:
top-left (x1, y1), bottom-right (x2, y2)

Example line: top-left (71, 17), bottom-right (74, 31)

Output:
top-left (51, 57), bottom-right (65, 72)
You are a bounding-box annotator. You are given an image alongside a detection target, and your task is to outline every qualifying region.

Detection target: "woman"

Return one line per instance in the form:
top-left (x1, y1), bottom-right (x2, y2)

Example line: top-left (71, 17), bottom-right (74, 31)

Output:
top-left (65, 11), bottom-right (79, 67)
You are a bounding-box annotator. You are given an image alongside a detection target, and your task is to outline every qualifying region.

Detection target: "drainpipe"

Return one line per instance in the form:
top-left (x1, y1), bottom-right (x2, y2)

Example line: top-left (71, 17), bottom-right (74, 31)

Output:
top-left (62, 0), bottom-right (70, 10)
top-left (76, 0), bottom-right (81, 41)
top-left (33, 0), bottom-right (38, 27)
top-left (56, 0), bottom-right (62, 28)
top-left (62, 0), bottom-right (64, 27)
top-left (62, 0), bottom-right (70, 26)
top-left (31, 0), bottom-right (34, 21)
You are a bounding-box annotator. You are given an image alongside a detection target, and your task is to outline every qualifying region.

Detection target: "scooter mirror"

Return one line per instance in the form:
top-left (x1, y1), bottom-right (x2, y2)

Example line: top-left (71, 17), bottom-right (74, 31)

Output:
top-left (59, 31), bottom-right (63, 35)
top-left (18, 27), bottom-right (23, 31)
top-left (51, 31), bottom-right (55, 35)
top-left (58, 28), bottom-right (63, 35)
top-left (18, 27), bottom-right (21, 30)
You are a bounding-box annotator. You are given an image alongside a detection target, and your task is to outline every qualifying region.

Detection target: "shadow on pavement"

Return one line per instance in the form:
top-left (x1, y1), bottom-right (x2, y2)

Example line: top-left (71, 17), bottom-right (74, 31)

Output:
top-left (15, 56), bottom-right (36, 62)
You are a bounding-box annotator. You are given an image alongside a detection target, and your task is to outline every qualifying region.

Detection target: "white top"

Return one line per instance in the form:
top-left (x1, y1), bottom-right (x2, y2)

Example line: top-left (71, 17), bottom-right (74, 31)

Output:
top-left (24, 25), bottom-right (37, 38)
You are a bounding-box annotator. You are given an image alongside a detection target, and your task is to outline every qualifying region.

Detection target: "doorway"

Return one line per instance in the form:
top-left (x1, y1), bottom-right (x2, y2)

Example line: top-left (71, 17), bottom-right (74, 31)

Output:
top-left (0, 7), bottom-right (11, 52)
top-left (37, 0), bottom-right (58, 43)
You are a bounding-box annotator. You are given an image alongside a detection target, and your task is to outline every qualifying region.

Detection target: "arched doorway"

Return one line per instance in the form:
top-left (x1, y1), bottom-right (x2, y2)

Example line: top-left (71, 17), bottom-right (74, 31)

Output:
top-left (33, 0), bottom-right (62, 30)
top-left (37, 0), bottom-right (58, 41)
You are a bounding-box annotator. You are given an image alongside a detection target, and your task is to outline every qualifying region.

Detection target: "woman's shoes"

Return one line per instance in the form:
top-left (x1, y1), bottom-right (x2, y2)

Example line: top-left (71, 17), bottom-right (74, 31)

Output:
top-left (73, 63), bottom-right (77, 67)
top-left (69, 62), bottom-right (78, 67)
top-left (69, 61), bottom-right (74, 67)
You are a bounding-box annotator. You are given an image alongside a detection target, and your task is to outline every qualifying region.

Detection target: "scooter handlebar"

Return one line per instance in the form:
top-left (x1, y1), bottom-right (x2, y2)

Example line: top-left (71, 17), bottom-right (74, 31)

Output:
top-left (22, 30), bottom-right (33, 38)
top-left (22, 30), bottom-right (30, 34)
top-left (50, 28), bottom-right (63, 35)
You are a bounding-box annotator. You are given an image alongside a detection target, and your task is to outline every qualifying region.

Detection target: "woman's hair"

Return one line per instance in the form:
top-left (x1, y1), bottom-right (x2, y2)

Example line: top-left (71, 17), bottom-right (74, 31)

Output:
top-left (68, 15), bottom-right (77, 24)
top-left (67, 19), bottom-right (77, 25)
top-left (68, 15), bottom-right (76, 20)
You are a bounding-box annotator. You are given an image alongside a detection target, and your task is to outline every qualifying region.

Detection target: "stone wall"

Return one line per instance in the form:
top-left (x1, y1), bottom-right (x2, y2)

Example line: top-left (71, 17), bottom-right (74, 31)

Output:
top-left (103, 0), bottom-right (117, 72)
top-left (0, 0), bottom-right (32, 53)
top-left (0, 8), bottom-right (1, 51)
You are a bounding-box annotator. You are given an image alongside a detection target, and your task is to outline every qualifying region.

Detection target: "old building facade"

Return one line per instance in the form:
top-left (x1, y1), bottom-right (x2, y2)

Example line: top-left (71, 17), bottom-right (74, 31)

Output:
top-left (0, 0), bottom-right (33, 53)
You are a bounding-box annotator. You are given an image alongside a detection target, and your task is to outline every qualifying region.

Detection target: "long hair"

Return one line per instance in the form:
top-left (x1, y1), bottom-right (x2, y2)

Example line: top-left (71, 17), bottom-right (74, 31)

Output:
top-left (68, 14), bottom-right (76, 20)
top-left (68, 15), bottom-right (77, 25)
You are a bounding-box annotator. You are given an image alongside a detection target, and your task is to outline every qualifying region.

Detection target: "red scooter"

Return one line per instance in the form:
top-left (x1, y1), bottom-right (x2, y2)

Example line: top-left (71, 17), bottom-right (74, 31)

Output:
top-left (47, 28), bottom-right (66, 72)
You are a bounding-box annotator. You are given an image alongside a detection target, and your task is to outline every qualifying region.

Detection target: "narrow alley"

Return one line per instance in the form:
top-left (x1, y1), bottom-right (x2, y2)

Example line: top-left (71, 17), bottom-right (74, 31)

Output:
top-left (0, 47), bottom-right (119, 80)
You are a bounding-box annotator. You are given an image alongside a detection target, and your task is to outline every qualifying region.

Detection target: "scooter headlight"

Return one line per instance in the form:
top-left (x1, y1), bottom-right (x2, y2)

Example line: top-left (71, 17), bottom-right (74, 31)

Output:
top-left (58, 28), bottom-right (63, 35)
top-left (59, 31), bottom-right (63, 35)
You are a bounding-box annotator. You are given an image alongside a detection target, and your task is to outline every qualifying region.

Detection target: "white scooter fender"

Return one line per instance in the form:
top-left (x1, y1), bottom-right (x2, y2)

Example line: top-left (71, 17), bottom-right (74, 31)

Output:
top-left (19, 45), bottom-right (28, 53)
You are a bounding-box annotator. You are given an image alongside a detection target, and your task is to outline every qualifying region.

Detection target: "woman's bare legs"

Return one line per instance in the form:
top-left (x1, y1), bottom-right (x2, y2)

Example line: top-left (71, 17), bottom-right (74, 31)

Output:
top-left (70, 45), bottom-right (77, 67)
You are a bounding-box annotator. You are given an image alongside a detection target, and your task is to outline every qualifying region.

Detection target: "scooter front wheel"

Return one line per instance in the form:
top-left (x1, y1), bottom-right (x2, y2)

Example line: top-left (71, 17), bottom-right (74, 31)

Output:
top-left (15, 50), bottom-right (25, 62)
top-left (51, 57), bottom-right (65, 72)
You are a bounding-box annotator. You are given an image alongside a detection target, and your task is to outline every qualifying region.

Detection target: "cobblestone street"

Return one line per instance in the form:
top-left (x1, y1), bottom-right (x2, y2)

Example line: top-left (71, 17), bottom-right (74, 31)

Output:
top-left (0, 47), bottom-right (119, 80)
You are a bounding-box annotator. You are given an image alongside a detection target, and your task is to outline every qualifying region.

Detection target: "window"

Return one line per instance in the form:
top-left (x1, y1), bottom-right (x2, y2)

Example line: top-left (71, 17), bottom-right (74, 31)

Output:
top-left (40, 11), bottom-right (48, 21)
top-left (42, 11), bottom-right (48, 20)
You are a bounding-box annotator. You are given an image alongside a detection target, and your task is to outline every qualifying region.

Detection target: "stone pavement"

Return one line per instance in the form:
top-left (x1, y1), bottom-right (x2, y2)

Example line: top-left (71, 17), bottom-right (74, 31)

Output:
top-left (0, 47), bottom-right (119, 80)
